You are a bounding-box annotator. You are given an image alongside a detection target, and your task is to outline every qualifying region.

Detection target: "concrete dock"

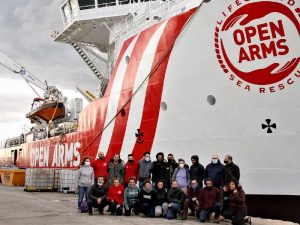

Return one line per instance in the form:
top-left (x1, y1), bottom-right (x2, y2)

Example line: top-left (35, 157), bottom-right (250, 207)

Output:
top-left (0, 185), bottom-right (297, 225)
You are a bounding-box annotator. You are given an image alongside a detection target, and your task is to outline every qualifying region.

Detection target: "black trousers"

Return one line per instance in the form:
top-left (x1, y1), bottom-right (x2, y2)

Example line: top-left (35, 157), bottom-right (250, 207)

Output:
top-left (87, 198), bottom-right (109, 213)
top-left (140, 202), bottom-right (154, 217)
top-left (124, 202), bottom-right (139, 216)
top-left (223, 208), bottom-right (248, 225)
top-left (109, 202), bottom-right (123, 215)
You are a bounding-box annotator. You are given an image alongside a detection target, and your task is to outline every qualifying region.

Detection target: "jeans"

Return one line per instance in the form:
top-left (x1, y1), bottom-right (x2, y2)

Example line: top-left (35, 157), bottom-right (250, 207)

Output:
top-left (199, 202), bottom-right (221, 222)
top-left (166, 203), bottom-right (182, 220)
top-left (78, 186), bottom-right (89, 208)
top-left (140, 202), bottom-right (155, 217)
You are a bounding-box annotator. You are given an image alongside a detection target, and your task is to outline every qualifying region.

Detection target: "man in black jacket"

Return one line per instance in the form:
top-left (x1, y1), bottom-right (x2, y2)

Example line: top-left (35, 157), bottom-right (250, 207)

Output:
top-left (152, 152), bottom-right (168, 186)
top-left (166, 154), bottom-right (179, 188)
top-left (189, 155), bottom-right (205, 188)
top-left (223, 155), bottom-right (240, 185)
top-left (166, 180), bottom-right (186, 220)
top-left (87, 176), bottom-right (109, 215)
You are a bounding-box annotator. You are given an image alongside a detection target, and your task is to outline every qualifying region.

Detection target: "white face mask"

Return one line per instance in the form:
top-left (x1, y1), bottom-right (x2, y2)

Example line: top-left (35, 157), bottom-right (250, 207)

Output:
top-left (98, 182), bottom-right (103, 186)
top-left (145, 156), bottom-right (150, 161)
top-left (179, 163), bottom-right (184, 168)
top-left (85, 161), bottom-right (90, 166)
top-left (212, 159), bottom-right (218, 164)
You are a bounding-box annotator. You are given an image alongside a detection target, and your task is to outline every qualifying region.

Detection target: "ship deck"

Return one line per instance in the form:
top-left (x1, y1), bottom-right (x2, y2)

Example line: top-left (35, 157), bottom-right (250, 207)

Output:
top-left (0, 185), bottom-right (297, 225)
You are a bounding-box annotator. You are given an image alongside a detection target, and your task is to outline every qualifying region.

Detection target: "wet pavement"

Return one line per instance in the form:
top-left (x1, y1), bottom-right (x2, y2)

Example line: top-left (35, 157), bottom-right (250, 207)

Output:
top-left (0, 185), bottom-right (297, 225)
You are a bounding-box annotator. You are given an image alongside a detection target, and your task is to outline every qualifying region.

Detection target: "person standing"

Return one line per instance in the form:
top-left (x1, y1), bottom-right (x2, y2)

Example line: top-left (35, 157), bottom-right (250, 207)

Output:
top-left (223, 155), bottom-right (240, 185)
top-left (223, 179), bottom-right (251, 225)
top-left (124, 154), bottom-right (139, 188)
top-left (205, 154), bottom-right (225, 188)
top-left (139, 179), bottom-right (156, 217)
top-left (152, 152), bottom-right (168, 186)
top-left (124, 177), bottom-right (140, 216)
top-left (166, 154), bottom-right (179, 188)
top-left (108, 178), bottom-right (124, 215)
top-left (198, 178), bottom-right (222, 223)
top-left (76, 157), bottom-right (94, 212)
top-left (166, 180), bottom-right (186, 220)
top-left (87, 175), bottom-right (109, 215)
top-left (190, 155), bottom-right (205, 188)
top-left (138, 152), bottom-right (153, 189)
top-left (182, 179), bottom-right (201, 220)
top-left (172, 159), bottom-right (190, 193)
top-left (107, 154), bottom-right (125, 185)
top-left (91, 151), bottom-right (108, 180)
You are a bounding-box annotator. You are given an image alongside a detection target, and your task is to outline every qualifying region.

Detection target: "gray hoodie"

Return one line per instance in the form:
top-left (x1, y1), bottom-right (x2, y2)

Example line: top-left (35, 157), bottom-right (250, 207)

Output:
top-left (76, 165), bottom-right (94, 187)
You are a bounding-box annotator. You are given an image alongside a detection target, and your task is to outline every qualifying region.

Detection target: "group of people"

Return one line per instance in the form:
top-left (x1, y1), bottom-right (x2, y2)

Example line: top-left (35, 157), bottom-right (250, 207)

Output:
top-left (75, 151), bottom-right (251, 225)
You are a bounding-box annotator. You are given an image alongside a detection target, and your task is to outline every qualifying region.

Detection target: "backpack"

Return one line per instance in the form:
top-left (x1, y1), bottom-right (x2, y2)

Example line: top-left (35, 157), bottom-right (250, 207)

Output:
top-left (80, 200), bottom-right (88, 213)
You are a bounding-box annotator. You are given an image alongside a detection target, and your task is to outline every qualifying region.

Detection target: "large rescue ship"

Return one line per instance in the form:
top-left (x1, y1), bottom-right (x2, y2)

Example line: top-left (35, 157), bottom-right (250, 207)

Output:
top-left (0, 0), bottom-right (299, 222)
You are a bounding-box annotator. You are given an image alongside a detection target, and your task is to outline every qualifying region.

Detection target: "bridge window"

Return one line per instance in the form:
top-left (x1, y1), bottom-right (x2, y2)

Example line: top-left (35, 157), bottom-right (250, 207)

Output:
top-left (98, 0), bottom-right (116, 7)
top-left (78, 0), bottom-right (96, 10)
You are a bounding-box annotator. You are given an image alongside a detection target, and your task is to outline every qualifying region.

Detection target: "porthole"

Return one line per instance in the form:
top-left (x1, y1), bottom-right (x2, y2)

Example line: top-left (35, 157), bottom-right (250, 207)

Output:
top-left (207, 95), bottom-right (216, 106)
top-left (160, 102), bottom-right (167, 111)
top-left (120, 108), bottom-right (126, 117)
top-left (125, 56), bottom-right (130, 64)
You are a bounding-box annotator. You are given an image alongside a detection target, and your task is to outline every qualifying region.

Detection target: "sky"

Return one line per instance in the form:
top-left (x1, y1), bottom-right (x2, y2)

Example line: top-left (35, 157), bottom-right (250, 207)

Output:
top-left (0, 1), bottom-right (98, 144)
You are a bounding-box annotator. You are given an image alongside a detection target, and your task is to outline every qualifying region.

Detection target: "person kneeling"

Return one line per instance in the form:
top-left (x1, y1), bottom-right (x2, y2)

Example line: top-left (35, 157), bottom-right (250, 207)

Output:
top-left (108, 178), bottom-right (124, 216)
top-left (198, 178), bottom-right (222, 223)
top-left (139, 179), bottom-right (155, 217)
top-left (87, 176), bottom-right (109, 215)
top-left (183, 179), bottom-right (201, 220)
top-left (166, 180), bottom-right (186, 220)
top-left (222, 179), bottom-right (251, 225)
top-left (124, 177), bottom-right (140, 216)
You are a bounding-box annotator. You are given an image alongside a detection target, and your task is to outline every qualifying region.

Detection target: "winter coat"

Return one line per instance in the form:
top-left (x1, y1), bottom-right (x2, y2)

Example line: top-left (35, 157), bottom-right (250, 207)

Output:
top-left (198, 187), bottom-right (221, 210)
top-left (139, 188), bottom-right (156, 206)
top-left (107, 159), bottom-right (125, 185)
top-left (165, 160), bottom-right (179, 187)
top-left (124, 161), bottom-right (139, 183)
top-left (186, 185), bottom-right (202, 200)
top-left (155, 188), bottom-right (168, 206)
top-left (138, 159), bottom-right (153, 180)
top-left (172, 165), bottom-right (190, 187)
top-left (91, 158), bottom-right (108, 179)
top-left (124, 186), bottom-right (139, 209)
top-left (205, 161), bottom-right (225, 187)
top-left (152, 161), bottom-right (169, 183)
top-left (87, 181), bottom-right (109, 202)
top-left (76, 165), bottom-right (94, 187)
top-left (108, 185), bottom-right (124, 205)
top-left (224, 162), bottom-right (240, 185)
top-left (229, 186), bottom-right (247, 211)
top-left (189, 163), bottom-right (205, 187)
top-left (167, 188), bottom-right (185, 205)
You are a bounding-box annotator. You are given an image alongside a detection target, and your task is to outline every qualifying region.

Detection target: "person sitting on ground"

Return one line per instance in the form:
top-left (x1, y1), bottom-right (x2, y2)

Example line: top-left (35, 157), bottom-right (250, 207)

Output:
top-left (221, 184), bottom-right (230, 217)
top-left (124, 154), bottom-right (139, 188)
top-left (107, 178), bottom-right (124, 216)
top-left (154, 180), bottom-right (168, 217)
top-left (182, 179), bottom-right (201, 220)
top-left (139, 179), bottom-right (156, 217)
top-left (124, 177), bottom-right (139, 216)
top-left (198, 178), bottom-right (222, 223)
top-left (172, 159), bottom-right (190, 193)
top-left (222, 179), bottom-right (251, 225)
top-left (87, 176), bottom-right (109, 215)
top-left (91, 151), bottom-right (108, 181)
top-left (76, 157), bottom-right (94, 212)
top-left (166, 180), bottom-right (186, 220)
top-left (107, 154), bottom-right (125, 186)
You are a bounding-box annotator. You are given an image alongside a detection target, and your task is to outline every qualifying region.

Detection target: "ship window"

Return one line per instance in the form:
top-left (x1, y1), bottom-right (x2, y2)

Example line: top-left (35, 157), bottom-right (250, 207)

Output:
top-left (119, 0), bottom-right (130, 5)
top-left (207, 95), bottom-right (216, 105)
top-left (98, 0), bottom-right (116, 7)
top-left (125, 55), bottom-right (130, 64)
top-left (160, 102), bottom-right (167, 111)
top-left (78, 0), bottom-right (95, 10)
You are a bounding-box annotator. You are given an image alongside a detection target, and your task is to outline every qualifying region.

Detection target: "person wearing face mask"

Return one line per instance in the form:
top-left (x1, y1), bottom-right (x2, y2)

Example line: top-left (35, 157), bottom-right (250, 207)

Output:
top-left (172, 159), bottom-right (190, 194)
top-left (205, 154), bottom-right (225, 188)
top-left (124, 154), bottom-right (139, 188)
top-left (87, 176), bottom-right (109, 215)
top-left (124, 177), bottom-right (140, 216)
top-left (223, 155), bottom-right (240, 185)
top-left (182, 179), bottom-right (202, 220)
top-left (166, 180), bottom-right (186, 220)
top-left (190, 155), bottom-right (205, 188)
top-left (139, 179), bottom-right (156, 217)
top-left (166, 154), bottom-right (179, 189)
top-left (75, 157), bottom-right (94, 212)
top-left (138, 152), bottom-right (153, 189)
top-left (91, 151), bottom-right (108, 181)
top-left (152, 152), bottom-right (168, 187)
top-left (198, 178), bottom-right (222, 223)
top-left (107, 154), bottom-right (125, 186)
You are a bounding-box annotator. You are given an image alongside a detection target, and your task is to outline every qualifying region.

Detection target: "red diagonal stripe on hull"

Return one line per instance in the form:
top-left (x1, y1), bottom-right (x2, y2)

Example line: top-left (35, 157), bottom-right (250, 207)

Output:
top-left (105, 23), bottom-right (162, 161)
top-left (131, 9), bottom-right (197, 160)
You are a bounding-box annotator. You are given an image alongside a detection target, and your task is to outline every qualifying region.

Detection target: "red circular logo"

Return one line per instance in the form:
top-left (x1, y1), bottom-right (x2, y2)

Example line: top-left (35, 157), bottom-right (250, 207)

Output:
top-left (215, 0), bottom-right (300, 93)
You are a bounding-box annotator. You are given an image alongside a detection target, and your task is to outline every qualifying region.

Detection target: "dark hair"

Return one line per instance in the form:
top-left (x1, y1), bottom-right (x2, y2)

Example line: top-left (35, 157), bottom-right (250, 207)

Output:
top-left (191, 155), bottom-right (199, 161)
top-left (143, 179), bottom-right (151, 186)
top-left (128, 177), bottom-right (136, 183)
top-left (229, 178), bottom-right (239, 187)
top-left (144, 152), bottom-right (150, 156)
top-left (171, 179), bottom-right (178, 185)
top-left (178, 158), bottom-right (185, 163)
top-left (156, 152), bottom-right (164, 159)
top-left (227, 155), bottom-right (233, 161)
top-left (113, 177), bottom-right (120, 182)
top-left (168, 153), bottom-right (173, 157)
top-left (97, 175), bottom-right (106, 182)
top-left (81, 157), bottom-right (90, 165)
top-left (128, 153), bottom-right (133, 157)
top-left (156, 179), bottom-right (165, 188)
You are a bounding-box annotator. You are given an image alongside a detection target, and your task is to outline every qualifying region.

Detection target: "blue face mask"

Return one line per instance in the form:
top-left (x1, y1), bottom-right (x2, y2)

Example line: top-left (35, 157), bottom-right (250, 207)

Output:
top-left (212, 159), bottom-right (218, 164)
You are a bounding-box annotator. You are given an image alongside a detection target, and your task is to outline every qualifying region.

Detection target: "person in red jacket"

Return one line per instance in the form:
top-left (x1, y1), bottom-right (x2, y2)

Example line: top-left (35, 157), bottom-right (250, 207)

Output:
top-left (108, 178), bottom-right (124, 215)
top-left (124, 154), bottom-right (139, 188)
top-left (91, 151), bottom-right (108, 180)
top-left (198, 178), bottom-right (221, 223)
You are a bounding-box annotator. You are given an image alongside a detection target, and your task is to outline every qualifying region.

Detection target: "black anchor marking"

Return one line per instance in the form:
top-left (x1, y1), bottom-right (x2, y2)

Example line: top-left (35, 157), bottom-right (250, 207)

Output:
top-left (262, 119), bottom-right (276, 133)
top-left (135, 129), bottom-right (144, 143)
